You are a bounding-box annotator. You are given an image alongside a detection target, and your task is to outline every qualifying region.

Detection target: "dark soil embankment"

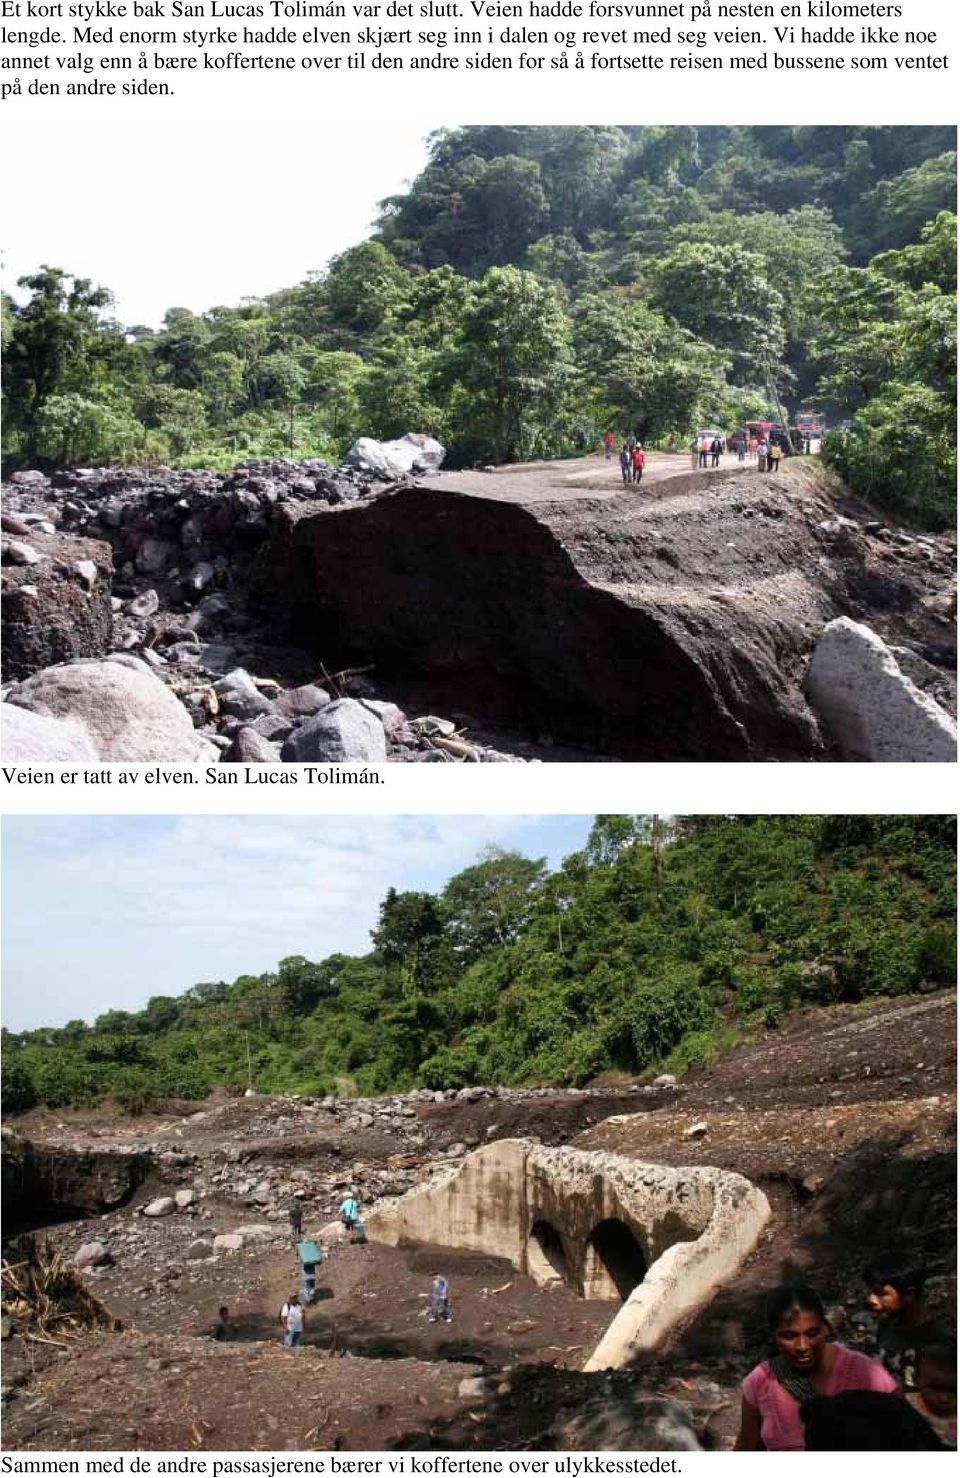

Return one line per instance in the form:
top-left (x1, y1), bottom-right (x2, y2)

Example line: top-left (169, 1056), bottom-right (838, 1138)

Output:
top-left (268, 460), bottom-right (954, 760)
top-left (1, 1132), bottom-right (153, 1228)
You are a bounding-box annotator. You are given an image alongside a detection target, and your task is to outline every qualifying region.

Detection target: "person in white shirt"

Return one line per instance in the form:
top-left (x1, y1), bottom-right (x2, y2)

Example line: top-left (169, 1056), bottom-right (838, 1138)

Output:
top-left (280, 1293), bottom-right (304, 1347)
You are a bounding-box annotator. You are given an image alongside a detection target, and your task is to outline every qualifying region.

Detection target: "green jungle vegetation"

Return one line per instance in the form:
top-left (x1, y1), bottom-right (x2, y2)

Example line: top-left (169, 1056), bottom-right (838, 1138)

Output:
top-left (2, 815), bottom-right (955, 1115)
top-left (2, 127), bottom-right (956, 526)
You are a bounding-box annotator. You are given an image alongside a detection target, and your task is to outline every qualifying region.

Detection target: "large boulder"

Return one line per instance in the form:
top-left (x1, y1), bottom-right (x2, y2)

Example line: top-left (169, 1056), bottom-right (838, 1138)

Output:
top-left (143, 1196), bottom-right (176, 1218)
top-left (805, 618), bottom-right (957, 762)
top-left (346, 434), bottom-right (445, 479)
top-left (1, 530), bottom-right (114, 681)
top-left (5, 657), bottom-right (218, 763)
top-left (551, 1397), bottom-right (702, 1451)
top-left (1, 702), bottom-right (98, 764)
top-left (280, 698), bottom-right (387, 763)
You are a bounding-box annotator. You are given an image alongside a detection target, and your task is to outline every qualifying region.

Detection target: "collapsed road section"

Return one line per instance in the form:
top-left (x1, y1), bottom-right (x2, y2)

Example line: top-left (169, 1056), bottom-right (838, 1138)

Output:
top-left (267, 460), bottom-right (954, 760)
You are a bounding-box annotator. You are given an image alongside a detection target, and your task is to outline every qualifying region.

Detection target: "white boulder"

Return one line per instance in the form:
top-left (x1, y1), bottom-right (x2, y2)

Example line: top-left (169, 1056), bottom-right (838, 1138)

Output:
top-left (213, 1233), bottom-right (244, 1253)
top-left (806, 618), bottom-right (957, 762)
top-left (346, 433), bottom-right (445, 479)
top-left (143, 1196), bottom-right (176, 1218)
top-left (1, 702), bottom-right (98, 763)
top-left (6, 657), bottom-right (218, 763)
top-left (74, 1240), bottom-right (112, 1269)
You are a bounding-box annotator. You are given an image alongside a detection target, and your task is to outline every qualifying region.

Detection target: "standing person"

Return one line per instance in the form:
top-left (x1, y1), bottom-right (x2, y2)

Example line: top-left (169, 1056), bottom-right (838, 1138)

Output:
top-left (340, 1189), bottom-right (360, 1242)
top-left (757, 439), bottom-right (768, 473)
top-left (735, 1282), bottom-right (898, 1451)
top-left (210, 1304), bottom-right (232, 1341)
top-left (619, 442), bottom-right (632, 485)
top-left (863, 1261), bottom-right (941, 1391)
top-left (698, 436), bottom-right (709, 469)
top-left (736, 436), bottom-right (746, 463)
top-left (603, 430), bottom-right (615, 460)
top-left (282, 1293), bottom-right (304, 1348)
top-left (287, 1195), bottom-right (303, 1242)
top-left (767, 439), bottom-right (782, 473)
top-left (710, 435), bottom-right (723, 468)
top-left (631, 443), bottom-right (645, 485)
top-left (909, 1339), bottom-right (957, 1448)
top-left (429, 1271), bottom-right (451, 1323)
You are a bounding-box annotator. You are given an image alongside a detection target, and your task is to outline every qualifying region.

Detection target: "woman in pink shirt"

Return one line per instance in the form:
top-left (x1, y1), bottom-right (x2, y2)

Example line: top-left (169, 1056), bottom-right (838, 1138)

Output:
top-left (735, 1282), bottom-right (899, 1450)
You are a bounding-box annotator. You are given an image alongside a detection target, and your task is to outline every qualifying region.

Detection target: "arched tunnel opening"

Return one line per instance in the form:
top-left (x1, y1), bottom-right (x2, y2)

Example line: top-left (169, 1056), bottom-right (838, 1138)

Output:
top-left (583, 1218), bottom-right (648, 1302)
top-left (526, 1219), bottom-right (569, 1285)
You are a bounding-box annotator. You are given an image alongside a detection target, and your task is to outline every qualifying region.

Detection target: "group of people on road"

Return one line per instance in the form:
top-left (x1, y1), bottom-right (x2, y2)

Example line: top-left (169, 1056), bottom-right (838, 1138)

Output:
top-left (735, 1263), bottom-right (956, 1451)
top-left (605, 428), bottom-right (789, 481)
top-left (606, 432), bottom-right (646, 485)
top-left (756, 436), bottom-right (782, 473)
top-left (695, 434), bottom-right (725, 469)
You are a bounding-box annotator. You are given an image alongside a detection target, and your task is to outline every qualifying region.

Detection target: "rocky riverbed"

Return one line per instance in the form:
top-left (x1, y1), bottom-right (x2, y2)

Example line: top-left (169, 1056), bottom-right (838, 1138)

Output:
top-left (1, 993), bottom-right (955, 1451)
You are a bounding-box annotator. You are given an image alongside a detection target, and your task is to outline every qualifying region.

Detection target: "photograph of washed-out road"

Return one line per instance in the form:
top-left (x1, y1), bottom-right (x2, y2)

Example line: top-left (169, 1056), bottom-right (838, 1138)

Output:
top-left (1, 814), bottom-right (956, 1450)
top-left (2, 126), bottom-right (956, 763)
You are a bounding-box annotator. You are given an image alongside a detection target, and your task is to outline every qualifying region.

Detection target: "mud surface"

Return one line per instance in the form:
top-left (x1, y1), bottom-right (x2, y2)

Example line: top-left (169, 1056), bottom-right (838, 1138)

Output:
top-left (2, 991), bottom-right (955, 1451)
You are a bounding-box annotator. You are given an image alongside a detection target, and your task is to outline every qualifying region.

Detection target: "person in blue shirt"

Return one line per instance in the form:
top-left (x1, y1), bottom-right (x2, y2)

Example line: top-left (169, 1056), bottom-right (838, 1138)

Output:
top-left (340, 1191), bottom-right (360, 1242)
top-left (429, 1271), bottom-right (451, 1322)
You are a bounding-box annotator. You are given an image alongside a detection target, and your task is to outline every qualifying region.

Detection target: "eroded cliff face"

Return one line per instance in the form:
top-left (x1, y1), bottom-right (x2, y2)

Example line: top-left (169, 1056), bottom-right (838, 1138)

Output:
top-left (265, 467), bottom-right (891, 759)
top-left (1, 1131), bottom-right (153, 1225)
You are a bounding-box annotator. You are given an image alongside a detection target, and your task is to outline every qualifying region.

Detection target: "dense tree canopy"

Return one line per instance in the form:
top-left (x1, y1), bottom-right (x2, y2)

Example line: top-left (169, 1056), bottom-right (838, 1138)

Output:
top-left (3, 816), bottom-right (954, 1113)
top-left (2, 127), bottom-right (955, 524)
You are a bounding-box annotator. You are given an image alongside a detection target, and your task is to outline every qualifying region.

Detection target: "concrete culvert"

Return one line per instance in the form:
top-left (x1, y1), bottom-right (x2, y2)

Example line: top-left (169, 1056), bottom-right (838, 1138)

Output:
top-left (365, 1139), bottom-right (771, 1370)
top-left (527, 1219), bottom-right (569, 1286)
top-left (583, 1218), bottom-right (648, 1302)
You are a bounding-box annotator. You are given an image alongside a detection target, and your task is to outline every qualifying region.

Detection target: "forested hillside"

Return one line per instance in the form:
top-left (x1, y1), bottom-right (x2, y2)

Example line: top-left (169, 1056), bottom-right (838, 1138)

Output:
top-left (3, 127), bottom-right (956, 525)
top-left (3, 816), bottom-right (955, 1114)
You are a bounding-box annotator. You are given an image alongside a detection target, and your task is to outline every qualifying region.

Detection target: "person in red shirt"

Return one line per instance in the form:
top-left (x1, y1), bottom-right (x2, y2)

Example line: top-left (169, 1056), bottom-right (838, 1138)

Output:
top-left (603, 430), bottom-right (615, 460)
top-left (631, 444), bottom-right (645, 484)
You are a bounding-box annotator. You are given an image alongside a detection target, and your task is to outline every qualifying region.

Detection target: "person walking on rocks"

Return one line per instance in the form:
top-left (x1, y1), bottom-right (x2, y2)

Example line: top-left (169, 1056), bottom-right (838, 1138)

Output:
top-left (429, 1271), bottom-right (451, 1322)
top-left (340, 1190), bottom-right (361, 1242)
top-left (281, 1293), bottom-right (304, 1348)
top-left (287, 1195), bottom-right (303, 1242)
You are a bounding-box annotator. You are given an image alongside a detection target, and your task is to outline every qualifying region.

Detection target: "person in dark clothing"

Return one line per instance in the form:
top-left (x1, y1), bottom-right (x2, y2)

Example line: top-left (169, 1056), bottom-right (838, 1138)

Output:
top-left (211, 1305), bottom-right (233, 1341)
top-left (910, 1338), bottom-right (957, 1447)
top-left (801, 1390), bottom-right (945, 1451)
top-left (863, 1261), bottom-right (942, 1393)
top-left (619, 443), bottom-right (632, 485)
top-left (287, 1196), bottom-right (303, 1241)
top-left (710, 436), bottom-right (723, 467)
